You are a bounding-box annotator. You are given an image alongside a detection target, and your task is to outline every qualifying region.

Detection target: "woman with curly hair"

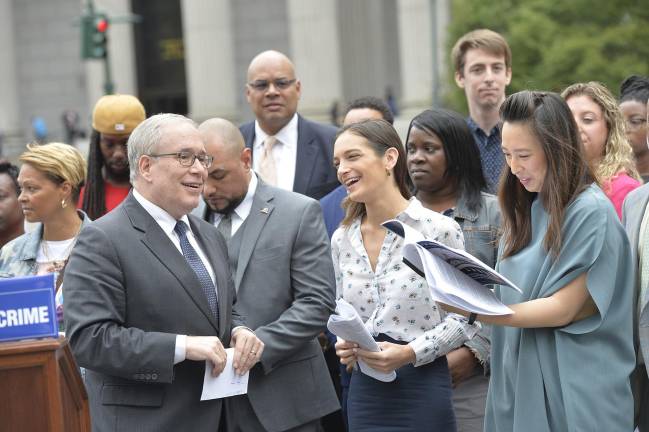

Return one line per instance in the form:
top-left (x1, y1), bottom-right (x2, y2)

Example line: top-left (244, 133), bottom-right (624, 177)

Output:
top-left (562, 81), bottom-right (641, 218)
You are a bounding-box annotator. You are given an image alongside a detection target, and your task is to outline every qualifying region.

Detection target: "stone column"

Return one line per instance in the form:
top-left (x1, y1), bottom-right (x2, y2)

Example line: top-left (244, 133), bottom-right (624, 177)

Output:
top-left (396, 0), bottom-right (450, 116)
top-left (432, 0), bottom-right (450, 106)
top-left (181, 0), bottom-right (238, 122)
top-left (0, 0), bottom-right (22, 159)
top-left (286, 0), bottom-right (344, 121)
top-left (396, 0), bottom-right (434, 119)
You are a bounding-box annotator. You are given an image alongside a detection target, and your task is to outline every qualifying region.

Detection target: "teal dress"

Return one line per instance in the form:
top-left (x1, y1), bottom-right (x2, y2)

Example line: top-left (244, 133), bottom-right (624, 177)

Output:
top-left (485, 185), bottom-right (635, 431)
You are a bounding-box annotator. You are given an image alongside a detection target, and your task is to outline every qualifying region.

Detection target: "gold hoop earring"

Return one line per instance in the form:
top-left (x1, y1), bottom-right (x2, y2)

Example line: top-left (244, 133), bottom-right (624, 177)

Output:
top-left (61, 199), bottom-right (67, 209)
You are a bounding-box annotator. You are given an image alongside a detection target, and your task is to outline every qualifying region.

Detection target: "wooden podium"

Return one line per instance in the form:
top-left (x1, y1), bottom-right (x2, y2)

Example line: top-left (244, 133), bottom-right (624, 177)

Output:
top-left (0, 336), bottom-right (90, 431)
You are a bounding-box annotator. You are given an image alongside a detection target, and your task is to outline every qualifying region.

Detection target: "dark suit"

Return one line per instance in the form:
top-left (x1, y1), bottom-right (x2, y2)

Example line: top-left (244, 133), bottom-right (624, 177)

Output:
top-left (204, 180), bottom-right (340, 432)
top-left (64, 193), bottom-right (243, 431)
top-left (240, 115), bottom-right (339, 200)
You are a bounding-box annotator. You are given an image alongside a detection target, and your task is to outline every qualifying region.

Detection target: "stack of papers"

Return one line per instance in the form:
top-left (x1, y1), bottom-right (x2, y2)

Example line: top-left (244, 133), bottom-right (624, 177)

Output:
top-left (383, 219), bottom-right (521, 316)
top-left (327, 298), bottom-right (396, 382)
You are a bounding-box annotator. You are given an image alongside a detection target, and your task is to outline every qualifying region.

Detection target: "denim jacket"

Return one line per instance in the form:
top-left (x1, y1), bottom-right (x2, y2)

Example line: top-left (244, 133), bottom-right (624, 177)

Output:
top-left (445, 191), bottom-right (501, 371)
top-left (0, 211), bottom-right (92, 278)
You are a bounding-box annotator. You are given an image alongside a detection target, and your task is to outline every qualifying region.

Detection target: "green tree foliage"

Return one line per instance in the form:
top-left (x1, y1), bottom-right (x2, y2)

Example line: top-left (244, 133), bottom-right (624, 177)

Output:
top-left (445, 0), bottom-right (649, 112)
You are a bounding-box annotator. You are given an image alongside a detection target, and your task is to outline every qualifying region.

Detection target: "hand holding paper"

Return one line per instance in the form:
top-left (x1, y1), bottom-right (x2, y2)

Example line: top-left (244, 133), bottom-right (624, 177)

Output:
top-left (327, 298), bottom-right (396, 382)
top-left (201, 348), bottom-right (249, 401)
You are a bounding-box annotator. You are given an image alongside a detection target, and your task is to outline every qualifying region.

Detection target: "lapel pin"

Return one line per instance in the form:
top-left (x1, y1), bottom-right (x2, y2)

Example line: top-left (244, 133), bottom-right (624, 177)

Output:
top-left (260, 207), bottom-right (269, 214)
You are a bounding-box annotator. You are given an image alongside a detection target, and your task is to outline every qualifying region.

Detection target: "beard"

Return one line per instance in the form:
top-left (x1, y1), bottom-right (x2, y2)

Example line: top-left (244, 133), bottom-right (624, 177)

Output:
top-left (206, 194), bottom-right (245, 216)
top-left (104, 162), bottom-right (130, 183)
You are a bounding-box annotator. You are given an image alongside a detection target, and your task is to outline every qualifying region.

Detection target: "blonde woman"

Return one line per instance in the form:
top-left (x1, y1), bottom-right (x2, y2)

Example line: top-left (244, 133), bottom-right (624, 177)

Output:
top-left (0, 143), bottom-right (89, 325)
top-left (562, 81), bottom-right (641, 218)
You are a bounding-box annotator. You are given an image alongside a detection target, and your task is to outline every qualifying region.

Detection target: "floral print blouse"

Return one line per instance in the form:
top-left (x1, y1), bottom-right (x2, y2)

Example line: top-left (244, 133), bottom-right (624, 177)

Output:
top-left (331, 198), bottom-right (479, 367)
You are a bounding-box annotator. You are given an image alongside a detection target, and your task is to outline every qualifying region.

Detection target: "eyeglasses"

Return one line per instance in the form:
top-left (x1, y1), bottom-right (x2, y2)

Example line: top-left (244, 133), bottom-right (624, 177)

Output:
top-left (247, 78), bottom-right (296, 92)
top-left (148, 151), bottom-right (213, 168)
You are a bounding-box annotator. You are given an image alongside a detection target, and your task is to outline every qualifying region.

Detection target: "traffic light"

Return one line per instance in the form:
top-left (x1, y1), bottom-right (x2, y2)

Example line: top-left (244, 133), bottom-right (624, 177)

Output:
top-left (81, 14), bottom-right (109, 59)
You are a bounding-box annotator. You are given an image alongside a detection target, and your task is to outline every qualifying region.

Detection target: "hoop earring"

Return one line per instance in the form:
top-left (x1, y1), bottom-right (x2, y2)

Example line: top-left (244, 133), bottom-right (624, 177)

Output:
top-left (386, 168), bottom-right (391, 177)
top-left (61, 199), bottom-right (67, 209)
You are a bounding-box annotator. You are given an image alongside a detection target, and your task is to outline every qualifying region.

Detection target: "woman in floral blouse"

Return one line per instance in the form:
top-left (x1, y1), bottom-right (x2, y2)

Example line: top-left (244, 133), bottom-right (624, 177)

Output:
top-left (332, 119), bottom-right (478, 432)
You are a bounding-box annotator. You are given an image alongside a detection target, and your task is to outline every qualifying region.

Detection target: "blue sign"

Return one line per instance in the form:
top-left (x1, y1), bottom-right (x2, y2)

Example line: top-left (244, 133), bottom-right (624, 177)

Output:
top-left (0, 274), bottom-right (58, 342)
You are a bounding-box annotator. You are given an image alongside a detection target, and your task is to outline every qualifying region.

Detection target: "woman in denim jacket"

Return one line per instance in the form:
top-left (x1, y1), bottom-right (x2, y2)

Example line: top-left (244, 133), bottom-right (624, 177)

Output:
top-left (0, 143), bottom-right (89, 328)
top-left (406, 108), bottom-right (501, 432)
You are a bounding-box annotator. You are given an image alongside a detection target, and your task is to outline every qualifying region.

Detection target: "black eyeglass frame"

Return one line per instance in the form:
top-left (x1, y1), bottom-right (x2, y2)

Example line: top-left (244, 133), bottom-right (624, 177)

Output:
top-left (247, 78), bottom-right (297, 92)
top-left (147, 151), bottom-right (214, 168)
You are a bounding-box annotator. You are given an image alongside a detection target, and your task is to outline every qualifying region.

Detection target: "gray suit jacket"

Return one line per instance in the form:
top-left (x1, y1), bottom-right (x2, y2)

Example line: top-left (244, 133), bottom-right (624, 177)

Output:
top-left (204, 180), bottom-right (339, 432)
top-left (240, 115), bottom-right (339, 200)
top-left (624, 184), bottom-right (649, 367)
top-left (64, 193), bottom-right (243, 431)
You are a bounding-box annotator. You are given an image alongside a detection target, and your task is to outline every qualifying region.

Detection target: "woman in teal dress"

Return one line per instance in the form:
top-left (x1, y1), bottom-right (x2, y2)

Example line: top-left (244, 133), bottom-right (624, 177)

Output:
top-left (443, 91), bottom-right (635, 431)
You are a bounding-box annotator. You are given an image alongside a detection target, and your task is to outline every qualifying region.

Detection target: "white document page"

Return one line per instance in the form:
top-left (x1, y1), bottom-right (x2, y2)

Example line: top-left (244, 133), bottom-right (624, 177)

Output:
top-left (415, 244), bottom-right (514, 315)
top-left (385, 218), bottom-right (521, 292)
top-left (201, 348), bottom-right (249, 401)
top-left (327, 298), bottom-right (396, 382)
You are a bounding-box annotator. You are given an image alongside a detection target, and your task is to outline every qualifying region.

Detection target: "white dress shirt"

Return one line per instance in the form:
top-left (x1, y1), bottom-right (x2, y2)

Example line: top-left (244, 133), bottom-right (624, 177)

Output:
top-left (331, 198), bottom-right (479, 367)
top-left (252, 113), bottom-right (298, 192)
top-left (133, 189), bottom-right (217, 364)
top-left (212, 172), bottom-right (258, 234)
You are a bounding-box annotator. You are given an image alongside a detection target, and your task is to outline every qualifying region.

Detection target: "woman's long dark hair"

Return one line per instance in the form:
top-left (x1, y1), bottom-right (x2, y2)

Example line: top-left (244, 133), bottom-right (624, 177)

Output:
top-left (338, 119), bottom-right (412, 226)
top-left (406, 108), bottom-right (487, 212)
top-left (499, 91), bottom-right (594, 259)
top-left (81, 130), bottom-right (106, 219)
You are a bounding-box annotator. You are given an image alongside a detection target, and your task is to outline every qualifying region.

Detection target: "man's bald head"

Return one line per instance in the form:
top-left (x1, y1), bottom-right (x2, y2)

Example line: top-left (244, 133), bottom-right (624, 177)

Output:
top-left (199, 118), bottom-right (245, 157)
top-left (199, 118), bottom-right (252, 215)
top-left (247, 50), bottom-right (296, 81)
top-left (245, 50), bottom-right (301, 135)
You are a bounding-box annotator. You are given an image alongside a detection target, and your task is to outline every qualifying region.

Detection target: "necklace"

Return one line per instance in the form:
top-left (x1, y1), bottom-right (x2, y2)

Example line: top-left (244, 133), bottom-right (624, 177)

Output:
top-left (40, 222), bottom-right (83, 272)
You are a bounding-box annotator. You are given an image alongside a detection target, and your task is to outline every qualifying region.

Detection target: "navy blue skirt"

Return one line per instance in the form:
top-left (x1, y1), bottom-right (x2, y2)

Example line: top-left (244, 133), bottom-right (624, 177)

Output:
top-left (347, 335), bottom-right (456, 432)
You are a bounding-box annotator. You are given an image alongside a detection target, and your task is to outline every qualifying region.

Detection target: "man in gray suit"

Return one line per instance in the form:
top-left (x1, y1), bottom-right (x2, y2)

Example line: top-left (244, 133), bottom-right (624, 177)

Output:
top-left (623, 183), bottom-right (649, 432)
top-left (198, 118), bottom-right (339, 432)
top-left (64, 114), bottom-right (263, 431)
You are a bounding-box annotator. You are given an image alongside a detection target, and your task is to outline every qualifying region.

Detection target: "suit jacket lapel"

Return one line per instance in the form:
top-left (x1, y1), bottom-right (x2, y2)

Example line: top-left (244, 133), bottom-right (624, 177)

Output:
top-left (629, 192), bottom-right (649, 263)
top-left (634, 190), bottom-right (649, 317)
top-left (292, 116), bottom-right (317, 195)
top-left (124, 195), bottom-right (220, 333)
top-left (242, 122), bottom-right (256, 152)
top-left (235, 182), bottom-right (274, 288)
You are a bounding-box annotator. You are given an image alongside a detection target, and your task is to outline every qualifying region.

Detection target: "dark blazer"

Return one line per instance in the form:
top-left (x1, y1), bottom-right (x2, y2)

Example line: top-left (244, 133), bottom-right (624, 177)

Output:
top-left (64, 193), bottom-right (243, 432)
top-left (240, 114), bottom-right (339, 200)
top-left (204, 180), bottom-right (340, 432)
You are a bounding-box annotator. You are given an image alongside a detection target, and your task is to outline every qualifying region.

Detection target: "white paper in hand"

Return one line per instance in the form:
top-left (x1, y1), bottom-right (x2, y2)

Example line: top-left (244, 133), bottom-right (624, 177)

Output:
top-left (327, 298), bottom-right (396, 382)
top-left (201, 348), bottom-right (249, 400)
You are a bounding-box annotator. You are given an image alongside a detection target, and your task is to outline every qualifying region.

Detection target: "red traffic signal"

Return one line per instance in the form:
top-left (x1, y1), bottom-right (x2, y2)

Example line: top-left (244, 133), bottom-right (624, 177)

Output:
top-left (96, 18), bottom-right (108, 33)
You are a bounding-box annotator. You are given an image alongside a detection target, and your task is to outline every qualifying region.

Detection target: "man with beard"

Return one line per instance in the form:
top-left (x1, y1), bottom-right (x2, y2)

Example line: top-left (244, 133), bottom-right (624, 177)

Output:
top-left (451, 29), bottom-right (512, 193)
top-left (197, 118), bottom-right (339, 432)
top-left (79, 94), bottom-right (145, 219)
